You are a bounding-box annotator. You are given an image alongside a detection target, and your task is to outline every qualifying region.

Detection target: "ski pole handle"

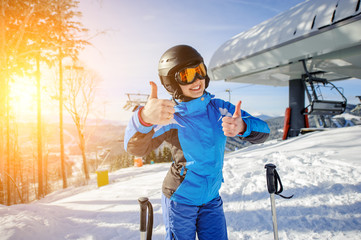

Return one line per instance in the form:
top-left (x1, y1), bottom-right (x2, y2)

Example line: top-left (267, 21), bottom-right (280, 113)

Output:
top-left (146, 200), bottom-right (153, 240)
top-left (138, 197), bottom-right (148, 240)
top-left (265, 163), bottom-right (277, 194)
top-left (138, 197), bottom-right (153, 240)
top-left (265, 164), bottom-right (279, 240)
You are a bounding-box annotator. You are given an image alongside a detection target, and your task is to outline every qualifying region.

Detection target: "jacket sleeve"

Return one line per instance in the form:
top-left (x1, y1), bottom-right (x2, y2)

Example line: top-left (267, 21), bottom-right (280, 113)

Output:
top-left (124, 107), bottom-right (168, 157)
top-left (238, 111), bottom-right (270, 144)
top-left (215, 98), bottom-right (270, 144)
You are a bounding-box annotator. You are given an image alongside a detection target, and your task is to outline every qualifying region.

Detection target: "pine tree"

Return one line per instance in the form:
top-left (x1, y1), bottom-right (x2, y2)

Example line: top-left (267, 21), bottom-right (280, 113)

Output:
top-left (162, 147), bottom-right (172, 163)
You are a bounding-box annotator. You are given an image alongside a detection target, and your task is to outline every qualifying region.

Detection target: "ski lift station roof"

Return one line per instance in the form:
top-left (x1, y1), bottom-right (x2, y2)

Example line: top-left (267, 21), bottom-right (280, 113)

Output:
top-left (208, 0), bottom-right (361, 87)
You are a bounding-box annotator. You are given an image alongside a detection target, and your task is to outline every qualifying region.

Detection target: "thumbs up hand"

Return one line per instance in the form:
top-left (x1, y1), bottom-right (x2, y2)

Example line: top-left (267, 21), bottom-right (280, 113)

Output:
top-left (140, 81), bottom-right (176, 125)
top-left (222, 101), bottom-right (247, 137)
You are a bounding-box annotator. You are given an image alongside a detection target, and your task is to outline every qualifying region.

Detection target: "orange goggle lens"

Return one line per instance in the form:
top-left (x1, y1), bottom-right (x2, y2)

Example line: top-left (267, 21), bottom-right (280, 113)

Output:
top-left (176, 63), bottom-right (207, 85)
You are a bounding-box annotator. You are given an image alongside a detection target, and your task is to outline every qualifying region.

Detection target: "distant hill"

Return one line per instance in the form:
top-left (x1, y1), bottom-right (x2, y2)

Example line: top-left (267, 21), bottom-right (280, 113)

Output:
top-left (253, 114), bottom-right (277, 121)
top-left (16, 122), bottom-right (126, 157)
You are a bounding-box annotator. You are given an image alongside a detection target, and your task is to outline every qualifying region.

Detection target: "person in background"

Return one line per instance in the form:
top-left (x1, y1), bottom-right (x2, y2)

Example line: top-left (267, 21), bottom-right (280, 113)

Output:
top-left (124, 45), bottom-right (270, 240)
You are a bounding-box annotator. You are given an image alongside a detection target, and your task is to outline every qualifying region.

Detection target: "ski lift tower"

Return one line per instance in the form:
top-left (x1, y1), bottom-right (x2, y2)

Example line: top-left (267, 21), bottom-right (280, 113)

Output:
top-left (208, 0), bottom-right (361, 139)
top-left (123, 93), bottom-right (149, 112)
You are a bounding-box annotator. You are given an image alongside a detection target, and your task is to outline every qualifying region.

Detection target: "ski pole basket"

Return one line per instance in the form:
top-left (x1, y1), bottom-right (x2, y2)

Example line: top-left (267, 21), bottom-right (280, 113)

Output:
top-left (138, 197), bottom-right (153, 240)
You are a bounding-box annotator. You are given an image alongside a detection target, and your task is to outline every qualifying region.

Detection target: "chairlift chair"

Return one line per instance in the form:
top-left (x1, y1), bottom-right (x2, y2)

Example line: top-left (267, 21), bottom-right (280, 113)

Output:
top-left (123, 93), bottom-right (149, 111)
top-left (301, 60), bottom-right (347, 116)
top-left (307, 100), bottom-right (346, 115)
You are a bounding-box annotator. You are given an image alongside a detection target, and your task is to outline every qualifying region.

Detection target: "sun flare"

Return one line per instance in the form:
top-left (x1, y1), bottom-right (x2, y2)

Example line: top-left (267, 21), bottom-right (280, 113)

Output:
top-left (9, 76), bottom-right (38, 120)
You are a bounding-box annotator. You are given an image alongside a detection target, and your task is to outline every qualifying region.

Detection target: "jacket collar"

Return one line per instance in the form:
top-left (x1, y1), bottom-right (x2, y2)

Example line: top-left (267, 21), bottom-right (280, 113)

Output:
top-left (174, 92), bottom-right (213, 116)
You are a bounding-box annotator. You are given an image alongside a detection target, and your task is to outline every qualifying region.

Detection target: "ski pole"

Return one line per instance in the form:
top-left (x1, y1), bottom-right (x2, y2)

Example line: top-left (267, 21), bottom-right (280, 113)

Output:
top-left (138, 197), bottom-right (153, 240)
top-left (265, 163), bottom-right (279, 240)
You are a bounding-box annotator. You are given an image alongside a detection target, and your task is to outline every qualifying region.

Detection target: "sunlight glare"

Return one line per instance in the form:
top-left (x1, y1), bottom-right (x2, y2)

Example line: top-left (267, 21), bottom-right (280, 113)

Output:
top-left (9, 76), bottom-right (38, 121)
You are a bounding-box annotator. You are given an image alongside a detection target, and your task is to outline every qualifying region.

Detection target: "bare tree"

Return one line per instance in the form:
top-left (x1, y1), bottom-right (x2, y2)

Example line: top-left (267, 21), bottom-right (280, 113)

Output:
top-left (51, 0), bottom-right (88, 188)
top-left (63, 64), bottom-right (100, 181)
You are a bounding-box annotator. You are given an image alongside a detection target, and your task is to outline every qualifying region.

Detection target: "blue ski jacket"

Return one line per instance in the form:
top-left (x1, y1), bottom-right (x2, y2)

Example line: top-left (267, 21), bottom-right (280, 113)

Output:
top-left (124, 92), bottom-right (270, 206)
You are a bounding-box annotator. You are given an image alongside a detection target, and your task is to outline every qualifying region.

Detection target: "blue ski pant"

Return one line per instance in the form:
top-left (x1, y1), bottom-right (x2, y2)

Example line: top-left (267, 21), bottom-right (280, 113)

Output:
top-left (161, 194), bottom-right (228, 240)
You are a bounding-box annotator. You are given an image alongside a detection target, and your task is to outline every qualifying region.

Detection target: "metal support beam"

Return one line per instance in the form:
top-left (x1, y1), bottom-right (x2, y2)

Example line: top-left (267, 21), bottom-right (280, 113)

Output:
top-left (288, 79), bottom-right (305, 138)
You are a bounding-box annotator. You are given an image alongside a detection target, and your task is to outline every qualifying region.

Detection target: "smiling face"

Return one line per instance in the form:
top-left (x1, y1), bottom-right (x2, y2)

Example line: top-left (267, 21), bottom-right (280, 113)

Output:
top-left (178, 78), bottom-right (205, 99)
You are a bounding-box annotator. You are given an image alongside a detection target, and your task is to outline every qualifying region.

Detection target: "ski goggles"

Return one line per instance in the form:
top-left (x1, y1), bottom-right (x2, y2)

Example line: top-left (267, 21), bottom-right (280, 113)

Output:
top-left (175, 62), bottom-right (207, 85)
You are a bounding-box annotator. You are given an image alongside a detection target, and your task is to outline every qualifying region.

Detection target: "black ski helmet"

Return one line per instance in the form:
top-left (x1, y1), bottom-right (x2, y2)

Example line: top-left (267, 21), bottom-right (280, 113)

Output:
top-left (158, 45), bottom-right (210, 100)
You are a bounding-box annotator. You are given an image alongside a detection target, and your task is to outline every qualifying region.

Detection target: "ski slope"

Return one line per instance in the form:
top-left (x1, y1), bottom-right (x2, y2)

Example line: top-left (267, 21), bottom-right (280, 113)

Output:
top-left (1, 126), bottom-right (361, 240)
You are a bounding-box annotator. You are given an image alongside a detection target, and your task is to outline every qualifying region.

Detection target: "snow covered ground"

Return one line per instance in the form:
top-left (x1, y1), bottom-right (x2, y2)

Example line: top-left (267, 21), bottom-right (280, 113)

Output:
top-left (1, 125), bottom-right (361, 240)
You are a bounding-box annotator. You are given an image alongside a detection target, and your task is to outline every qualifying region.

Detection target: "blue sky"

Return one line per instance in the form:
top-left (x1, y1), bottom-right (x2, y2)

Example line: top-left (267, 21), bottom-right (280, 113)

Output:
top-left (78, 0), bottom-right (361, 123)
